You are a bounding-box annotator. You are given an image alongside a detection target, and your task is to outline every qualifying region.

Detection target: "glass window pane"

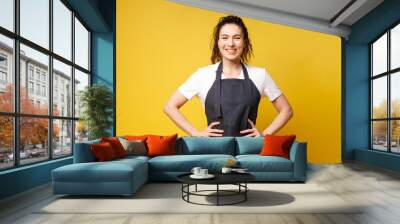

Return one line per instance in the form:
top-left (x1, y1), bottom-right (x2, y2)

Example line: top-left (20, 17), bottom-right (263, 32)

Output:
top-left (0, 0), bottom-right (14, 31)
top-left (391, 120), bottom-right (400, 153)
top-left (74, 69), bottom-right (89, 118)
top-left (53, 0), bottom-right (72, 60)
top-left (20, 0), bottom-right (49, 49)
top-left (0, 34), bottom-right (14, 112)
top-left (20, 117), bottom-right (49, 165)
top-left (74, 17), bottom-right (89, 70)
top-left (53, 59), bottom-right (72, 117)
top-left (75, 120), bottom-right (88, 143)
top-left (372, 33), bottom-right (387, 76)
top-left (0, 116), bottom-right (14, 170)
top-left (20, 44), bottom-right (49, 115)
top-left (372, 121), bottom-right (388, 151)
top-left (392, 24), bottom-right (400, 70)
top-left (391, 72), bottom-right (400, 118)
top-left (372, 76), bottom-right (387, 119)
top-left (53, 119), bottom-right (72, 158)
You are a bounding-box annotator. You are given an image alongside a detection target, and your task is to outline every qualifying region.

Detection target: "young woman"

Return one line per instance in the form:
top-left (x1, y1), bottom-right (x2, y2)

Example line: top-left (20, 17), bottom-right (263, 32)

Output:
top-left (164, 15), bottom-right (293, 137)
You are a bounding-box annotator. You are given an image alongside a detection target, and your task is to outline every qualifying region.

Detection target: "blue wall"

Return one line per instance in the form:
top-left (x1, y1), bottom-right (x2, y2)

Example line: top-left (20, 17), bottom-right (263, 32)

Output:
top-left (92, 32), bottom-right (114, 136)
top-left (344, 0), bottom-right (400, 171)
top-left (91, 0), bottom-right (115, 135)
top-left (0, 0), bottom-right (115, 200)
top-left (92, 33), bottom-right (114, 88)
top-left (0, 158), bottom-right (72, 199)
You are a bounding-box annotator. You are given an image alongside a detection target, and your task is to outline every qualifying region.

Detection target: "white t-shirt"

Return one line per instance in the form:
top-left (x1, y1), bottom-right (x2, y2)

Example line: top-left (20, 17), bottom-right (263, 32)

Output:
top-left (178, 62), bottom-right (282, 107)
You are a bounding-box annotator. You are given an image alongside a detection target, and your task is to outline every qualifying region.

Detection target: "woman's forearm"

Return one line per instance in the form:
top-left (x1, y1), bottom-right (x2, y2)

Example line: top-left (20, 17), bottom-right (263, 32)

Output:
top-left (262, 108), bottom-right (293, 135)
top-left (163, 104), bottom-right (199, 136)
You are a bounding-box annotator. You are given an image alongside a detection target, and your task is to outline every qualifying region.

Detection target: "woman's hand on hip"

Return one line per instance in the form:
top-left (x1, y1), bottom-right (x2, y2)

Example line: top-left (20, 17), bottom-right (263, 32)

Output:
top-left (193, 122), bottom-right (224, 137)
top-left (240, 119), bottom-right (261, 137)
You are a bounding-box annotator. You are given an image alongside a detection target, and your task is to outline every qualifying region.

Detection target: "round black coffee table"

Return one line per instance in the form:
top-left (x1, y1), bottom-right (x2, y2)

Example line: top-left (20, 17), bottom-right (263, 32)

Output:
top-left (177, 173), bottom-right (255, 206)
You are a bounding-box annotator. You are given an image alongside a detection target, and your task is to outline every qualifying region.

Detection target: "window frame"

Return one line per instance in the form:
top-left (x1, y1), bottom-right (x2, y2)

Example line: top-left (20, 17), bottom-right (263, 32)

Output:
top-left (370, 21), bottom-right (400, 154)
top-left (0, 0), bottom-right (92, 171)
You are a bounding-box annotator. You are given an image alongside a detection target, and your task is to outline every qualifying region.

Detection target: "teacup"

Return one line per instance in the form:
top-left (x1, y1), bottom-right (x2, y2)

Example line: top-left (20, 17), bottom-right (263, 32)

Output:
top-left (221, 167), bottom-right (232, 173)
top-left (191, 167), bottom-right (202, 176)
top-left (199, 168), bottom-right (208, 176)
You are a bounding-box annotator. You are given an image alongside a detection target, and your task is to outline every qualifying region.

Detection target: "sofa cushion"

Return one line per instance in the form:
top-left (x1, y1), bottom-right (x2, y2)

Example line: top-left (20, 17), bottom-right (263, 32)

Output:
top-left (236, 155), bottom-right (293, 172)
top-left (115, 155), bottom-right (150, 163)
top-left (235, 137), bottom-right (263, 155)
top-left (73, 139), bottom-right (100, 163)
top-left (148, 154), bottom-right (235, 172)
top-left (260, 135), bottom-right (296, 159)
top-left (91, 142), bottom-right (118, 161)
top-left (52, 159), bottom-right (147, 183)
top-left (119, 138), bottom-right (147, 156)
top-left (177, 137), bottom-right (235, 155)
top-left (147, 134), bottom-right (177, 157)
top-left (124, 135), bottom-right (148, 141)
top-left (101, 137), bottom-right (127, 158)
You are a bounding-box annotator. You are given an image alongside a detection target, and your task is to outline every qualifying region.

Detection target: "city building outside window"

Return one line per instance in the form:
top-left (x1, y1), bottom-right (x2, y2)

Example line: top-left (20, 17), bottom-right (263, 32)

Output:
top-left (28, 67), bottom-right (34, 80)
top-left (0, 54), bottom-right (7, 67)
top-left (0, 54), bottom-right (7, 86)
top-left (41, 85), bottom-right (46, 97)
top-left (0, 0), bottom-right (91, 170)
top-left (35, 83), bottom-right (40, 95)
top-left (28, 81), bottom-right (34, 94)
top-left (0, 71), bottom-right (6, 85)
top-left (35, 70), bottom-right (40, 81)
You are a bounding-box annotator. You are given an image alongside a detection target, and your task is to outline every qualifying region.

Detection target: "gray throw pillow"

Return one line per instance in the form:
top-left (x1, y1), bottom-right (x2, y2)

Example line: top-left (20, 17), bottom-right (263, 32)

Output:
top-left (118, 138), bottom-right (147, 156)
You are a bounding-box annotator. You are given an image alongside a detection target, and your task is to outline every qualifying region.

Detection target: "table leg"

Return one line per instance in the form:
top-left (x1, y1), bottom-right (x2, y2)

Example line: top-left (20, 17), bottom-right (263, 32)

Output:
top-left (245, 183), bottom-right (247, 201)
top-left (181, 184), bottom-right (183, 199)
top-left (187, 184), bottom-right (190, 202)
top-left (195, 184), bottom-right (197, 192)
top-left (217, 184), bottom-right (219, 206)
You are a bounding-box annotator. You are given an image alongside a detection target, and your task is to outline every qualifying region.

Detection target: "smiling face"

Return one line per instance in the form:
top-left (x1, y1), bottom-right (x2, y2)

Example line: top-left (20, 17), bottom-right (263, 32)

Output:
top-left (218, 23), bottom-right (244, 63)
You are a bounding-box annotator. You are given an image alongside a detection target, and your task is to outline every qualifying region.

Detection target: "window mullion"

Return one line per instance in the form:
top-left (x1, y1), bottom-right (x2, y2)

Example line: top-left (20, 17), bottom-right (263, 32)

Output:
top-left (71, 10), bottom-right (76, 154)
top-left (370, 45), bottom-right (373, 149)
top-left (13, 0), bottom-right (20, 167)
top-left (49, 0), bottom-right (53, 160)
top-left (388, 30), bottom-right (391, 152)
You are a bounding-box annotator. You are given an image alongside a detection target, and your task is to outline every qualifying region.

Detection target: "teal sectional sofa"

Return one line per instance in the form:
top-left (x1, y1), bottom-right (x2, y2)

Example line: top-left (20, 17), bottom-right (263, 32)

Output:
top-left (52, 137), bottom-right (307, 196)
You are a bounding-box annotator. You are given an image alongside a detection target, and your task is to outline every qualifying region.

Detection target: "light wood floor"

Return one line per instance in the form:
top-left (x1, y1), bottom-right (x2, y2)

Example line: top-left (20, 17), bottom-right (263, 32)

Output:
top-left (1, 162), bottom-right (400, 224)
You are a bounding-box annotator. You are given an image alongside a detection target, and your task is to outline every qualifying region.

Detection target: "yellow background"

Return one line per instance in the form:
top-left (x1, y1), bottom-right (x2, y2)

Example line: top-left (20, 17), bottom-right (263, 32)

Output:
top-left (116, 0), bottom-right (342, 163)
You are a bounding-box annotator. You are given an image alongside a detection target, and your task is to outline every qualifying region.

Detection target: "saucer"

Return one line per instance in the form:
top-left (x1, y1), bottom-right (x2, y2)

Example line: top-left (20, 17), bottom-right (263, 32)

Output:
top-left (190, 174), bottom-right (215, 179)
top-left (232, 170), bottom-right (249, 174)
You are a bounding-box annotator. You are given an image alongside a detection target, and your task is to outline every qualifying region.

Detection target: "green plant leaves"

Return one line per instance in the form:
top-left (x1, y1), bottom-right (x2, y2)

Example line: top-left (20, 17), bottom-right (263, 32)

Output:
top-left (79, 84), bottom-right (113, 140)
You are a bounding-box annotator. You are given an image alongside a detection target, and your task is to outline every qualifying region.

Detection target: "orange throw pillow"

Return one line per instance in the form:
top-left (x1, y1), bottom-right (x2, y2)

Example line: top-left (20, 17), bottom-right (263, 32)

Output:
top-left (124, 135), bottom-right (148, 141)
top-left (146, 134), bottom-right (178, 157)
top-left (101, 137), bottom-right (127, 158)
top-left (260, 134), bottom-right (296, 159)
top-left (91, 142), bottom-right (117, 161)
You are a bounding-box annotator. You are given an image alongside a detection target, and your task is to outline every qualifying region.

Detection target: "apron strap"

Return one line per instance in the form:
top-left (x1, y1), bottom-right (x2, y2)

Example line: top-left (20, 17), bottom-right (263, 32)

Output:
top-left (241, 63), bottom-right (249, 80)
top-left (214, 62), bottom-right (223, 118)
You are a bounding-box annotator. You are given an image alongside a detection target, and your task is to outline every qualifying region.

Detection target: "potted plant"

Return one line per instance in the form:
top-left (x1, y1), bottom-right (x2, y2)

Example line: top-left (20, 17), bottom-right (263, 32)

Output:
top-left (79, 84), bottom-right (113, 140)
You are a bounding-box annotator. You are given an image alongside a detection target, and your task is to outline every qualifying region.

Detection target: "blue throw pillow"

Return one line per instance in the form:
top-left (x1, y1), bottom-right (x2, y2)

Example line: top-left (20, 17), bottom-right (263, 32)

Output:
top-left (235, 137), bottom-right (263, 155)
top-left (178, 137), bottom-right (235, 155)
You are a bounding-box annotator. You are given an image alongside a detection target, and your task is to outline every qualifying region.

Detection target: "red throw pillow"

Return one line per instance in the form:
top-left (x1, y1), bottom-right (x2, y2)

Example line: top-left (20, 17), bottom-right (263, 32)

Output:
top-left (146, 134), bottom-right (177, 157)
top-left (260, 134), bottom-right (296, 159)
top-left (124, 135), bottom-right (148, 141)
top-left (91, 142), bottom-right (117, 161)
top-left (101, 137), bottom-right (127, 158)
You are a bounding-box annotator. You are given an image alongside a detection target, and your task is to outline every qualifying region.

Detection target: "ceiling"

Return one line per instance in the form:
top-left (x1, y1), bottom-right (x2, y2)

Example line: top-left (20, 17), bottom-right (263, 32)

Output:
top-left (66, 0), bottom-right (114, 32)
top-left (168, 0), bottom-right (384, 38)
